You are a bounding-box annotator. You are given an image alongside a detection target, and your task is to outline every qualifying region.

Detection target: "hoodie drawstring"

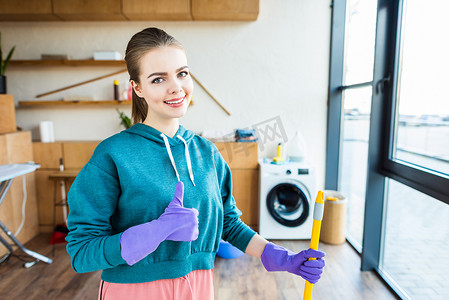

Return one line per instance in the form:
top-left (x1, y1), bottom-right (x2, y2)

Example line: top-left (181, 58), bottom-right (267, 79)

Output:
top-left (161, 134), bottom-right (180, 182)
top-left (177, 135), bottom-right (196, 186)
top-left (160, 133), bottom-right (195, 186)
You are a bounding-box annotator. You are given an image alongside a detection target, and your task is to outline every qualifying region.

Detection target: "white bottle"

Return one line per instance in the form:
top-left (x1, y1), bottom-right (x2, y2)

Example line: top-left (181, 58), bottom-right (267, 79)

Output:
top-left (287, 130), bottom-right (307, 162)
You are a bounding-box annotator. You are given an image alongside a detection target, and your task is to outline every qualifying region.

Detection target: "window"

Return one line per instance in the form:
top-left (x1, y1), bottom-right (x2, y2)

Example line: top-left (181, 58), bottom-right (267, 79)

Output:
top-left (341, 86), bottom-right (372, 249)
top-left (327, 0), bottom-right (449, 299)
top-left (392, 0), bottom-right (449, 176)
top-left (343, 0), bottom-right (377, 86)
top-left (381, 179), bottom-right (449, 299)
top-left (376, 1), bottom-right (449, 298)
top-left (336, 0), bottom-right (378, 250)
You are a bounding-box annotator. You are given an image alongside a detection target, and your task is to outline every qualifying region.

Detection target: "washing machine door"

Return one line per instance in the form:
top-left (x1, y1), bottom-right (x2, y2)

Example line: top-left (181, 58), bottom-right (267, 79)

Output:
top-left (266, 183), bottom-right (309, 227)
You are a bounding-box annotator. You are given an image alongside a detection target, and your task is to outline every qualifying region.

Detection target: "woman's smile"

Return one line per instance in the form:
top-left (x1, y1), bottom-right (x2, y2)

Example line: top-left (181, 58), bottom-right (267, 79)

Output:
top-left (164, 96), bottom-right (185, 107)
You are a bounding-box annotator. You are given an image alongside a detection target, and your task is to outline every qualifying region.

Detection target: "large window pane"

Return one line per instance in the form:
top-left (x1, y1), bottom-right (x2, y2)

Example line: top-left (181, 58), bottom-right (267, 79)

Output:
top-left (381, 179), bottom-right (449, 299)
top-left (340, 86), bottom-right (372, 249)
top-left (394, 0), bottom-right (449, 175)
top-left (343, 0), bottom-right (377, 85)
top-left (340, 0), bottom-right (378, 251)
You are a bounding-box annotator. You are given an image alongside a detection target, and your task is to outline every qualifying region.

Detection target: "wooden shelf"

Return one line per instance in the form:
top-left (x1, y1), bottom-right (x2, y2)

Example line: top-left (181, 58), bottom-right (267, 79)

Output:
top-left (18, 100), bottom-right (131, 107)
top-left (10, 60), bottom-right (126, 67)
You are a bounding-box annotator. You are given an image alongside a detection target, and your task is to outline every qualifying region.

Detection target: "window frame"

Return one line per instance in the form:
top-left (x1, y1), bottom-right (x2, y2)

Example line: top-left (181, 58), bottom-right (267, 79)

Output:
top-left (326, 0), bottom-right (449, 297)
top-left (379, 0), bottom-right (449, 205)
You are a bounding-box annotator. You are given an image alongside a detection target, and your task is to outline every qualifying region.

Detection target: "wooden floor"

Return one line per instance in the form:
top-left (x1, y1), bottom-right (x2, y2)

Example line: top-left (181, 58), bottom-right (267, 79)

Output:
top-left (0, 234), bottom-right (398, 300)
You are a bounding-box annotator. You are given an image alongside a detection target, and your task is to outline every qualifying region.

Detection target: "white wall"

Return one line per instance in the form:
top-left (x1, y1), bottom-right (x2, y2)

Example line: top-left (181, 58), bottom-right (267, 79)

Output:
top-left (0, 0), bottom-right (331, 188)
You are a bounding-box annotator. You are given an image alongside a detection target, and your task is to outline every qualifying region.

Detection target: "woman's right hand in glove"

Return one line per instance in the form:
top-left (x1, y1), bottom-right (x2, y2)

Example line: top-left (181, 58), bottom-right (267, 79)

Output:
top-left (120, 181), bottom-right (199, 266)
top-left (161, 181), bottom-right (199, 242)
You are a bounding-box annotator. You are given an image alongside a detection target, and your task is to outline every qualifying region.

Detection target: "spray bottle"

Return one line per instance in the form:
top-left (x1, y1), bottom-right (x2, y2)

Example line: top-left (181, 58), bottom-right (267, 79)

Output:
top-left (272, 143), bottom-right (285, 164)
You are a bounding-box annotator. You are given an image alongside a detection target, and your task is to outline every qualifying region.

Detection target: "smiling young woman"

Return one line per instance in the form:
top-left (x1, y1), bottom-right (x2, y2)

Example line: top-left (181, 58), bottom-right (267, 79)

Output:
top-left (65, 27), bottom-right (325, 300)
top-left (125, 28), bottom-right (193, 138)
top-left (130, 46), bottom-right (193, 137)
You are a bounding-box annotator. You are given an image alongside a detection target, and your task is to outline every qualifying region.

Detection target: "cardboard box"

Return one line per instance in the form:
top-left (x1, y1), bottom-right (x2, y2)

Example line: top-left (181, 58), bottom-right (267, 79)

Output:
top-left (0, 131), bottom-right (39, 257)
top-left (0, 94), bottom-right (17, 134)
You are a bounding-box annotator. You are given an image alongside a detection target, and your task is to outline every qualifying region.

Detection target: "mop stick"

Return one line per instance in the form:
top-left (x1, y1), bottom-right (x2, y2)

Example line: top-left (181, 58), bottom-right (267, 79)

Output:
top-left (190, 73), bottom-right (231, 116)
top-left (36, 69), bottom-right (127, 98)
top-left (303, 190), bottom-right (324, 300)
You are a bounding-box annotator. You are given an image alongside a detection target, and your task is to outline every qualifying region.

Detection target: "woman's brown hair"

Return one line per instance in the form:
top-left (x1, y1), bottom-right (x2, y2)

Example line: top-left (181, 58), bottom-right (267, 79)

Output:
top-left (125, 27), bottom-right (183, 124)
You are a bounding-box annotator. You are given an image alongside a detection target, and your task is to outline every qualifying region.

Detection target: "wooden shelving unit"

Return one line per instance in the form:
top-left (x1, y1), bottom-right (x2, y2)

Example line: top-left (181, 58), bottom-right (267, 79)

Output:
top-left (0, 0), bottom-right (259, 22)
top-left (11, 60), bottom-right (129, 108)
top-left (18, 100), bottom-right (131, 107)
top-left (10, 60), bottom-right (126, 67)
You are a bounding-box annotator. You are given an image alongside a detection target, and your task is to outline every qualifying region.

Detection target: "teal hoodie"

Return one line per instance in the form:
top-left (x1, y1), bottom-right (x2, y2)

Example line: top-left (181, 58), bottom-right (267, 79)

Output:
top-left (66, 123), bottom-right (256, 283)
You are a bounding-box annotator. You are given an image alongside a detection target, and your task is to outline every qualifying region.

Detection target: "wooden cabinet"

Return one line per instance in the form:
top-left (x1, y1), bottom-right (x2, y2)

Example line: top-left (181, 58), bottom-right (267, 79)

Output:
top-left (122, 0), bottom-right (192, 21)
top-left (32, 142), bottom-right (63, 169)
top-left (52, 0), bottom-right (126, 21)
top-left (232, 169), bottom-right (259, 229)
top-left (0, 132), bottom-right (34, 165)
top-left (32, 141), bottom-right (259, 232)
top-left (0, 131), bottom-right (39, 257)
top-left (214, 142), bottom-right (258, 169)
top-left (0, 95), bottom-right (17, 134)
top-left (0, 0), bottom-right (259, 21)
top-left (192, 0), bottom-right (259, 21)
top-left (215, 142), bottom-right (259, 230)
top-left (62, 141), bottom-right (100, 169)
top-left (0, 0), bottom-right (60, 21)
top-left (32, 141), bottom-right (99, 232)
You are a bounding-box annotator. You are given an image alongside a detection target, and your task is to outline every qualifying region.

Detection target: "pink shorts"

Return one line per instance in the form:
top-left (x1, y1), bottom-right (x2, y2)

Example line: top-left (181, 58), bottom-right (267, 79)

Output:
top-left (98, 269), bottom-right (214, 300)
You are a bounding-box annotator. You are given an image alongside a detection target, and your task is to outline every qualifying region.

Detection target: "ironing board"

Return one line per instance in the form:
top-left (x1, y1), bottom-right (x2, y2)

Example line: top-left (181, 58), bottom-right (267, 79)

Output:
top-left (0, 164), bottom-right (53, 267)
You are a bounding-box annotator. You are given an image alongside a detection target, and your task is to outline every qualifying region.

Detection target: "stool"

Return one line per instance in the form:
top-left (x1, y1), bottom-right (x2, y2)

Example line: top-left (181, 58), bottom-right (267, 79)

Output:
top-left (48, 170), bottom-right (78, 256)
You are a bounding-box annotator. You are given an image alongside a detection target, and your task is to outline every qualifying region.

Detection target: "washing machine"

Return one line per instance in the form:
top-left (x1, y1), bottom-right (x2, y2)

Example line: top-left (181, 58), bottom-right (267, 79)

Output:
top-left (258, 159), bottom-right (316, 239)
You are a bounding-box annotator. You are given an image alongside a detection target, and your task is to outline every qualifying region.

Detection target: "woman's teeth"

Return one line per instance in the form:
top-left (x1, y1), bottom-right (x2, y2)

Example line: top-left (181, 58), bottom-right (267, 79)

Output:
top-left (165, 98), bottom-right (183, 104)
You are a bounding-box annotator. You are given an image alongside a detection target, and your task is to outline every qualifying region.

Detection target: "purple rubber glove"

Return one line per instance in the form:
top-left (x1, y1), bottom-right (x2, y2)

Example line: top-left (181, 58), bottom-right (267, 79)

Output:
top-left (120, 181), bottom-right (199, 265)
top-left (261, 242), bottom-right (325, 284)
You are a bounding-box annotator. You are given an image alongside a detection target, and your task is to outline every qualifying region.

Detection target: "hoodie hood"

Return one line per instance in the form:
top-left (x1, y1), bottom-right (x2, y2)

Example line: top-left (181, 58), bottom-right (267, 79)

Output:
top-left (125, 123), bottom-right (196, 186)
top-left (126, 123), bottom-right (195, 147)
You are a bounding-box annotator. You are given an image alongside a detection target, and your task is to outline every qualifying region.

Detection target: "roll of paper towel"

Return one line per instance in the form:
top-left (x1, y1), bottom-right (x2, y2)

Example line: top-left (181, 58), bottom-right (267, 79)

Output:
top-left (39, 121), bottom-right (55, 143)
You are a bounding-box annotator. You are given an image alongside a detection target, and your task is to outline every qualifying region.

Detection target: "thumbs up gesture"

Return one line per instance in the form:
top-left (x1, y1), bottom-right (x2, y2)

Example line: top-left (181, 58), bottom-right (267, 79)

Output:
top-left (159, 181), bottom-right (199, 242)
top-left (120, 181), bottom-right (199, 266)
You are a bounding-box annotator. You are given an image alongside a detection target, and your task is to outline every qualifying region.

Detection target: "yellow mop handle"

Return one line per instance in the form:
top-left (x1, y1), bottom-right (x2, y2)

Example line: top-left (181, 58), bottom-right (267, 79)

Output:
top-left (303, 191), bottom-right (324, 300)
